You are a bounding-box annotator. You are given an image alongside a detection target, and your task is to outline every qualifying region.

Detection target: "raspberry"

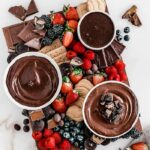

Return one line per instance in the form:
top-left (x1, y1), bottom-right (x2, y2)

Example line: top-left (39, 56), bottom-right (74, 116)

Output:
top-left (32, 131), bottom-right (42, 141)
top-left (52, 132), bottom-right (62, 144)
top-left (45, 137), bottom-right (56, 149)
top-left (66, 50), bottom-right (77, 60)
top-left (120, 72), bottom-right (127, 81)
top-left (43, 128), bottom-right (53, 138)
top-left (115, 60), bottom-right (126, 72)
top-left (38, 139), bottom-right (47, 150)
top-left (84, 50), bottom-right (95, 60)
top-left (110, 66), bottom-right (118, 76)
top-left (82, 58), bottom-right (92, 70)
top-left (73, 42), bottom-right (85, 54)
top-left (59, 139), bottom-right (71, 150)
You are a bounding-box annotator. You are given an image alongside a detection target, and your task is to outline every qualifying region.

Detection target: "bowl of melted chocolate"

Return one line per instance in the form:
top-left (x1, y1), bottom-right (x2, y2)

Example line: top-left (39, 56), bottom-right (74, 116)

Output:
top-left (83, 81), bottom-right (139, 138)
top-left (78, 11), bottom-right (115, 50)
top-left (4, 52), bottom-right (62, 110)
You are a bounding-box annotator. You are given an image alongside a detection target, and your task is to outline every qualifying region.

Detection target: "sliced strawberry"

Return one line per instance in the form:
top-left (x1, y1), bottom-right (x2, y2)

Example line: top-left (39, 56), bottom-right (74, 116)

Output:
top-left (115, 60), bottom-right (126, 72)
top-left (52, 13), bottom-right (65, 25)
top-left (82, 58), bottom-right (92, 70)
top-left (63, 31), bottom-right (73, 47)
top-left (73, 42), bottom-right (85, 54)
top-left (67, 20), bottom-right (78, 31)
top-left (52, 97), bottom-right (66, 113)
top-left (52, 132), bottom-right (62, 144)
top-left (32, 131), bottom-right (42, 141)
top-left (66, 50), bottom-right (77, 60)
top-left (65, 90), bottom-right (79, 106)
top-left (45, 137), bottom-right (56, 149)
top-left (70, 68), bottom-right (83, 84)
top-left (93, 74), bottom-right (105, 85)
top-left (43, 128), bottom-right (53, 138)
top-left (131, 142), bottom-right (149, 150)
top-left (84, 50), bottom-right (95, 60)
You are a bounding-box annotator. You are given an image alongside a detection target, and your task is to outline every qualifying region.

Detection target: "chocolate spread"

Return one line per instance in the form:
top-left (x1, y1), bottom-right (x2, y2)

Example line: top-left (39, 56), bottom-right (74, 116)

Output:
top-left (80, 12), bottom-right (114, 48)
top-left (84, 82), bottom-right (138, 137)
top-left (6, 56), bottom-right (59, 107)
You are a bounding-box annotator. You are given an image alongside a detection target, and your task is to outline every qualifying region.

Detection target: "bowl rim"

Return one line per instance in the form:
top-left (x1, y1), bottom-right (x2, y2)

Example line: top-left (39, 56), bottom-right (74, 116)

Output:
top-left (3, 52), bottom-right (62, 110)
top-left (77, 10), bottom-right (116, 51)
top-left (82, 80), bottom-right (139, 139)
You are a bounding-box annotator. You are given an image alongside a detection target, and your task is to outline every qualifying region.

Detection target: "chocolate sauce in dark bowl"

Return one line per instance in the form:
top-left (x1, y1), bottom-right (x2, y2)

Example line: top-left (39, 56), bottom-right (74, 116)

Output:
top-left (78, 11), bottom-right (115, 50)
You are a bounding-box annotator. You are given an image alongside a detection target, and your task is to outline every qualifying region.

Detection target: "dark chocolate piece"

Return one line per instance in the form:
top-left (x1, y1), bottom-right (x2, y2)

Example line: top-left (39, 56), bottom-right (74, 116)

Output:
top-left (27, 0), bottom-right (39, 16)
top-left (18, 22), bottom-right (41, 42)
top-left (8, 6), bottom-right (27, 21)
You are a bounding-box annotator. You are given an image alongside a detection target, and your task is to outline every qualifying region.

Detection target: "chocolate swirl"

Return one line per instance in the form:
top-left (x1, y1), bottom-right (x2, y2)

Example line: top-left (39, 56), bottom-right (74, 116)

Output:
top-left (6, 56), bottom-right (59, 107)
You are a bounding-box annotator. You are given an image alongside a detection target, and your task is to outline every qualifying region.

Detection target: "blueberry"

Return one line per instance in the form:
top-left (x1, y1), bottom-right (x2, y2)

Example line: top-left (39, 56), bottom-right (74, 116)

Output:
top-left (64, 122), bottom-right (70, 128)
top-left (70, 126), bottom-right (74, 131)
top-left (74, 141), bottom-right (80, 147)
top-left (116, 35), bottom-right (123, 41)
top-left (59, 129), bottom-right (64, 135)
top-left (124, 27), bottom-right (130, 33)
top-left (79, 145), bottom-right (84, 150)
top-left (14, 124), bottom-right (21, 131)
top-left (32, 120), bottom-right (45, 131)
top-left (69, 120), bottom-right (75, 126)
top-left (77, 135), bottom-right (84, 142)
top-left (73, 127), bottom-right (80, 134)
top-left (71, 131), bottom-right (77, 137)
top-left (53, 126), bottom-right (60, 132)
top-left (76, 122), bottom-right (83, 129)
top-left (64, 127), bottom-right (70, 132)
top-left (23, 125), bottom-right (30, 132)
top-left (69, 137), bottom-right (75, 144)
top-left (23, 119), bottom-right (29, 125)
top-left (63, 132), bottom-right (70, 139)
top-left (124, 35), bottom-right (130, 41)
top-left (116, 29), bottom-right (121, 35)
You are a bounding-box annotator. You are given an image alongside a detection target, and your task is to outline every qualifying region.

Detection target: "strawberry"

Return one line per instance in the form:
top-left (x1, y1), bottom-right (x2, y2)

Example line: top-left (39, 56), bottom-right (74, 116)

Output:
top-left (66, 50), bottom-right (77, 60)
top-left (63, 31), bottom-right (73, 47)
top-left (115, 60), bottom-right (126, 72)
top-left (82, 58), bottom-right (92, 70)
top-left (45, 137), bottom-right (56, 149)
top-left (120, 72), bottom-right (127, 81)
top-left (61, 76), bottom-right (73, 94)
top-left (52, 13), bottom-right (65, 25)
top-left (67, 20), bottom-right (78, 31)
top-left (73, 42), bottom-right (85, 54)
top-left (32, 131), bottom-right (42, 141)
top-left (131, 142), bottom-right (149, 150)
top-left (70, 68), bottom-right (83, 84)
top-left (68, 39), bottom-right (76, 49)
top-left (38, 139), bottom-right (47, 150)
top-left (93, 74), bottom-right (105, 85)
top-left (63, 5), bottom-right (79, 20)
top-left (59, 139), bottom-right (71, 150)
top-left (84, 50), bottom-right (95, 60)
top-left (52, 97), bottom-right (66, 113)
top-left (52, 132), bottom-right (62, 144)
top-left (65, 90), bottom-right (79, 106)
top-left (43, 128), bottom-right (53, 138)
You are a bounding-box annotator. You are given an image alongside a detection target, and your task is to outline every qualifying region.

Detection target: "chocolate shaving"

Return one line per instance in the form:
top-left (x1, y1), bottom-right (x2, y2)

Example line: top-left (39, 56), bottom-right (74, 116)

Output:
top-left (122, 5), bottom-right (142, 27)
top-left (27, 0), bottom-right (39, 16)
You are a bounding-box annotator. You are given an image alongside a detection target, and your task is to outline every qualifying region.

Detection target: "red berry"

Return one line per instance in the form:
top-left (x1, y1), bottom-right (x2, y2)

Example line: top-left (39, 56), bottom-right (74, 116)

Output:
top-left (114, 74), bottom-right (121, 81)
top-left (59, 139), bottom-right (71, 150)
top-left (32, 131), bottom-right (42, 141)
top-left (52, 13), bottom-right (65, 25)
top-left (73, 42), bottom-right (85, 54)
top-left (82, 58), bottom-right (92, 70)
top-left (63, 31), bottom-right (73, 47)
top-left (38, 139), bottom-right (47, 150)
top-left (120, 72), bottom-right (127, 81)
top-left (67, 20), bottom-right (78, 31)
top-left (115, 60), bottom-right (126, 72)
top-left (110, 66), bottom-right (118, 76)
top-left (66, 50), bottom-right (77, 60)
top-left (105, 67), bottom-right (111, 75)
top-left (45, 137), bottom-right (56, 149)
top-left (84, 50), bottom-right (95, 60)
top-left (43, 128), bottom-right (53, 138)
top-left (52, 132), bottom-right (62, 144)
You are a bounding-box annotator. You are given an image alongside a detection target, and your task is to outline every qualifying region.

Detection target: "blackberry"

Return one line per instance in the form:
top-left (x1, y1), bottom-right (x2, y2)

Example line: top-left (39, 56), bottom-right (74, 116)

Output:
top-left (23, 119), bottom-right (29, 125)
top-left (41, 15), bottom-right (52, 29)
top-left (41, 37), bottom-right (53, 46)
top-left (47, 29), bottom-right (55, 40)
top-left (124, 27), bottom-right (130, 33)
top-left (52, 25), bottom-right (64, 37)
top-left (124, 35), bottom-right (130, 41)
top-left (58, 34), bottom-right (63, 41)
top-left (7, 53), bottom-right (18, 63)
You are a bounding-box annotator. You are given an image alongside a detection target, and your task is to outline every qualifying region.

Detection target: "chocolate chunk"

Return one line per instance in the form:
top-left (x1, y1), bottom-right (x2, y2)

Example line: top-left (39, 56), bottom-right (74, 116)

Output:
top-left (47, 119), bottom-right (58, 129)
top-left (18, 22), bottom-right (41, 42)
top-left (3, 23), bottom-right (26, 49)
top-left (43, 106), bottom-right (55, 119)
top-left (33, 29), bottom-right (46, 37)
top-left (91, 134), bottom-right (104, 145)
top-left (29, 109), bottom-right (45, 121)
top-left (9, 6), bottom-right (27, 21)
top-left (25, 38), bottom-right (41, 50)
top-left (122, 5), bottom-right (142, 27)
top-left (27, 0), bottom-right (39, 16)
top-left (32, 120), bottom-right (45, 131)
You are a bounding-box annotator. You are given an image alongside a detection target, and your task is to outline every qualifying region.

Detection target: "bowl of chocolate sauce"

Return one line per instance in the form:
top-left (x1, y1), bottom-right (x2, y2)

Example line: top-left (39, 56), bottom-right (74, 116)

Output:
top-left (4, 52), bottom-right (62, 110)
top-left (78, 11), bottom-right (115, 50)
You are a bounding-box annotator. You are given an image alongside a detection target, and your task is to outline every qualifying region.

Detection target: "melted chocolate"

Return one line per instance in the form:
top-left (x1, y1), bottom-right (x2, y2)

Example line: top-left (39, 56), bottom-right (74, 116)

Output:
top-left (80, 12), bottom-right (114, 48)
top-left (84, 82), bottom-right (138, 137)
top-left (6, 56), bottom-right (59, 107)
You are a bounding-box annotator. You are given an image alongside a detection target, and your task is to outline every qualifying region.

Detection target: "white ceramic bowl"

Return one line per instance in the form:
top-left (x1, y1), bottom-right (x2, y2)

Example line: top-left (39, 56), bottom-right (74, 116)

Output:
top-left (77, 11), bottom-right (116, 51)
top-left (4, 52), bottom-right (62, 110)
top-left (82, 81), bottom-right (139, 139)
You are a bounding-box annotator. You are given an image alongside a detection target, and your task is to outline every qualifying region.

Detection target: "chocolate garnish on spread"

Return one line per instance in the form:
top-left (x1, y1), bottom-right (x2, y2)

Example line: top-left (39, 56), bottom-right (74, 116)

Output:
top-left (84, 82), bottom-right (138, 137)
top-left (6, 56), bottom-right (59, 107)
top-left (80, 12), bottom-right (114, 48)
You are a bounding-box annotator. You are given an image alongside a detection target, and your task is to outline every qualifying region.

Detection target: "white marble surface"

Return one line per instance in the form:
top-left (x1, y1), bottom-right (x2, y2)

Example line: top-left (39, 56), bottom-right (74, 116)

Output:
top-left (0, 0), bottom-right (150, 150)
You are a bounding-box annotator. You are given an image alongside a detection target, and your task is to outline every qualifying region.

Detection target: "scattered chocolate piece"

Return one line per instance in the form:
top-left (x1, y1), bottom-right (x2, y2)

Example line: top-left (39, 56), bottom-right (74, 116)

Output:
top-left (16, 43), bottom-right (30, 54)
top-left (84, 138), bottom-right (97, 150)
top-left (122, 5), bottom-right (142, 27)
top-left (91, 134), bottom-right (104, 145)
top-left (59, 63), bottom-right (72, 76)
top-left (29, 110), bottom-right (45, 122)
top-left (47, 119), bottom-right (58, 129)
top-left (8, 6), bottom-right (27, 21)
top-left (7, 53), bottom-right (18, 63)
top-left (14, 124), bottom-right (21, 131)
top-left (32, 120), bottom-right (45, 131)
top-left (23, 119), bottom-right (29, 125)
top-left (23, 125), bottom-right (30, 132)
top-left (26, 0), bottom-right (39, 16)
top-left (25, 38), bottom-right (41, 50)
top-left (101, 139), bottom-right (111, 145)
top-left (33, 29), bottom-right (46, 37)
top-left (18, 22), bottom-right (41, 42)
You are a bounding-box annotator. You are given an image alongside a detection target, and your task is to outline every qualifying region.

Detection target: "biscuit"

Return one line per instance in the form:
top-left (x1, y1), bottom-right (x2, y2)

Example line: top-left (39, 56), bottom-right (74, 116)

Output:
top-left (53, 52), bottom-right (67, 64)
top-left (75, 86), bottom-right (89, 98)
top-left (73, 97), bottom-right (85, 108)
top-left (77, 3), bottom-right (88, 19)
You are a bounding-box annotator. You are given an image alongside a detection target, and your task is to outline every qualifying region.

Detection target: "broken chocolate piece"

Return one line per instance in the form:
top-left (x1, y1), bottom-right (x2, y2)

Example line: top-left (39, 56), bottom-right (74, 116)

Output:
top-left (27, 0), bottom-right (39, 16)
top-left (25, 38), bottom-right (41, 50)
top-left (47, 119), bottom-right (58, 129)
top-left (9, 6), bottom-right (27, 21)
top-left (91, 134), bottom-right (104, 145)
top-left (18, 22), bottom-right (41, 42)
top-left (29, 109), bottom-right (45, 122)
top-left (122, 5), bottom-right (142, 27)
top-left (33, 29), bottom-right (46, 37)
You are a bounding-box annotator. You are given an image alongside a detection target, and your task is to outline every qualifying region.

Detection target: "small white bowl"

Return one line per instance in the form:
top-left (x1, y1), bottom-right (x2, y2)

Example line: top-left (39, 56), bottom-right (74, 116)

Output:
top-left (4, 52), bottom-right (62, 110)
top-left (77, 11), bottom-right (116, 51)
top-left (82, 81), bottom-right (139, 139)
